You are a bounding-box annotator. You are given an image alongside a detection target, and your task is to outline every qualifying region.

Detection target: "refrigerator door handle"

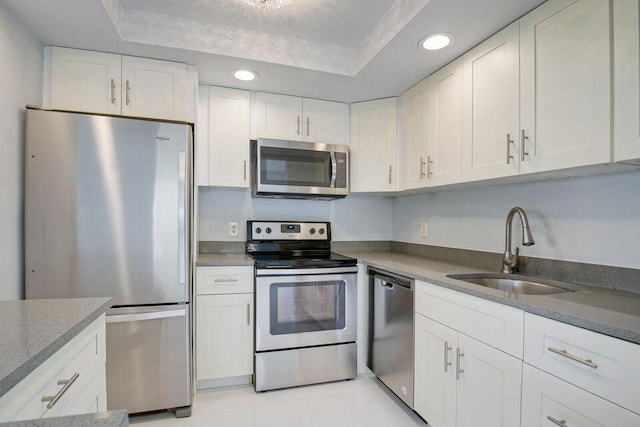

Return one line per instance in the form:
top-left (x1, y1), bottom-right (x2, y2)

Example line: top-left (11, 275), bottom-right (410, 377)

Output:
top-left (178, 151), bottom-right (187, 286)
top-left (106, 308), bottom-right (186, 324)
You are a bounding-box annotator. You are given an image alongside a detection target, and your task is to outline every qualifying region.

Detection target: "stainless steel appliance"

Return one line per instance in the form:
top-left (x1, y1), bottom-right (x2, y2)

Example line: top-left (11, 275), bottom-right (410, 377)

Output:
top-left (368, 268), bottom-right (415, 409)
top-left (250, 138), bottom-right (349, 200)
top-left (246, 221), bottom-right (358, 391)
top-left (24, 109), bottom-right (192, 417)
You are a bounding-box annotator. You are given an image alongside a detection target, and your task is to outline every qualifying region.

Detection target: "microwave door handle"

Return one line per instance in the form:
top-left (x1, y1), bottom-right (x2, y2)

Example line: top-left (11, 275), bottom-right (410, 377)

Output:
top-left (330, 152), bottom-right (337, 188)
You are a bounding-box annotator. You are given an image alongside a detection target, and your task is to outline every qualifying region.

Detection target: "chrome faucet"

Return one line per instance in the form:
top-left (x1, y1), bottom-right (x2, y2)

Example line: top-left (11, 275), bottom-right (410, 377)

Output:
top-left (502, 207), bottom-right (535, 274)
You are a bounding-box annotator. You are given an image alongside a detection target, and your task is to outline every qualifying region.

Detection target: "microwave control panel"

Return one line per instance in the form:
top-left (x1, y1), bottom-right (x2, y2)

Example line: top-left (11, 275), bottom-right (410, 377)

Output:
top-left (335, 153), bottom-right (347, 189)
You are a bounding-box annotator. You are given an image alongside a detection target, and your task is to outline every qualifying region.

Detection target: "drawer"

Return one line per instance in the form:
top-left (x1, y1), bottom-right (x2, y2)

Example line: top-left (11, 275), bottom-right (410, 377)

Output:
top-left (522, 364), bottom-right (640, 426)
top-left (197, 266), bottom-right (254, 295)
top-left (415, 281), bottom-right (524, 358)
top-left (0, 315), bottom-right (106, 421)
top-left (524, 313), bottom-right (640, 414)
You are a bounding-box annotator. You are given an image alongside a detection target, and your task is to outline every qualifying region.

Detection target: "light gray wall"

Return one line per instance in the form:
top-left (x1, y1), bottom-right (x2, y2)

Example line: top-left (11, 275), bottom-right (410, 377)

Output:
top-left (198, 189), bottom-right (393, 241)
top-left (0, 3), bottom-right (43, 300)
top-left (392, 170), bottom-right (640, 269)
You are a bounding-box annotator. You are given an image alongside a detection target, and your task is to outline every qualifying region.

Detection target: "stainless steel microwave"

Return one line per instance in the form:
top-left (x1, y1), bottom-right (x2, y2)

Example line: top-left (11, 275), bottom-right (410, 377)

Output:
top-left (250, 138), bottom-right (349, 200)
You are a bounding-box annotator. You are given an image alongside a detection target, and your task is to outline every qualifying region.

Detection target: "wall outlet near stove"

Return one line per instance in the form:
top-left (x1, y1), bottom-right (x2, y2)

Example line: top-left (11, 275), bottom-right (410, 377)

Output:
top-left (420, 221), bottom-right (428, 238)
top-left (228, 222), bottom-right (239, 237)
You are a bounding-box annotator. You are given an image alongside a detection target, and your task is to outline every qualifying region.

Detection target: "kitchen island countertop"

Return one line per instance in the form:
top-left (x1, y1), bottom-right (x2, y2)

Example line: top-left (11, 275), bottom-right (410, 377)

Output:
top-left (0, 410), bottom-right (128, 427)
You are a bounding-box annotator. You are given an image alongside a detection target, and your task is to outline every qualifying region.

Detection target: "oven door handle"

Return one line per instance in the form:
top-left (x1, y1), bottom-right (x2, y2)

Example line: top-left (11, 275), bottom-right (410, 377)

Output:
top-left (330, 152), bottom-right (337, 188)
top-left (256, 266), bottom-right (358, 276)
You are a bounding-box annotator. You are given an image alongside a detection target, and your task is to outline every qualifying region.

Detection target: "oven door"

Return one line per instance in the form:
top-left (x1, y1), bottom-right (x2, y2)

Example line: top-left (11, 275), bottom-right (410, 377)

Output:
top-left (255, 268), bottom-right (357, 352)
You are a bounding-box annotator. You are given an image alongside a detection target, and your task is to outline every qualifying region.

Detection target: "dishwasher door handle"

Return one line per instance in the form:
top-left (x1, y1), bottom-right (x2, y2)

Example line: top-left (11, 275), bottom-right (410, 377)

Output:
top-left (381, 282), bottom-right (394, 289)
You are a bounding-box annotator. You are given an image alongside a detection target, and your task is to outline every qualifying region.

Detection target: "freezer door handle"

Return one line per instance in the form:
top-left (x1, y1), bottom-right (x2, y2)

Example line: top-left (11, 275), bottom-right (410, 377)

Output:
top-left (178, 151), bottom-right (187, 286)
top-left (106, 308), bottom-right (186, 324)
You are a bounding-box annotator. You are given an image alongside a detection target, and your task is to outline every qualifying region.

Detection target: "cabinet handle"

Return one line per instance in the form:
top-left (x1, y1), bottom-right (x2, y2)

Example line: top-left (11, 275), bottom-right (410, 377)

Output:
top-left (214, 278), bottom-right (238, 283)
top-left (456, 348), bottom-right (464, 380)
top-left (546, 416), bottom-right (568, 426)
top-left (521, 129), bottom-right (529, 161)
top-left (547, 346), bottom-right (598, 369)
top-left (419, 157), bottom-right (426, 178)
top-left (444, 341), bottom-right (452, 372)
top-left (306, 117), bottom-right (310, 136)
top-left (243, 160), bottom-right (247, 180)
top-left (388, 165), bottom-right (392, 184)
top-left (110, 79), bottom-right (116, 105)
top-left (427, 155), bottom-right (433, 178)
top-left (247, 303), bottom-right (251, 325)
top-left (297, 116), bottom-right (301, 135)
top-left (42, 372), bottom-right (80, 409)
top-left (125, 81), bottom-right (131, 106)
top-left (506, 133), bottom-right (514, 164)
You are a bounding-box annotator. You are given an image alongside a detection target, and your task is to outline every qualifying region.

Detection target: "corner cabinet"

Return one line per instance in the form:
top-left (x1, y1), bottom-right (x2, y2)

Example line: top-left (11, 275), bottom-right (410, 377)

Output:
top-left (196, 266), bottom-right (254, 388)
top-left (350, 97), bottom-right (398, 192)
top-left (254, 92), bottom-right (347, 144)
top-left (50, 47), bottom-right (188, 121)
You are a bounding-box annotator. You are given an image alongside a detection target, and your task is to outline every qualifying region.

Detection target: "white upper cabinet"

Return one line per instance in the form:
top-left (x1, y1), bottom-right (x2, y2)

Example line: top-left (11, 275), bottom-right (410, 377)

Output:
top-left (50, 47), bottom-right (188, 121)
top-left (121, 56), bottom-right (187, 121)
top-left (401, 79), bottom-right (429, 190)
top-left (51, 47), bottom-right (122, 116)
top-left (205, 86), bottom-right (251, 188)
top-left (254, 92), bottom-right (347, 144)
top-left (350, 97), bottom-right (398, 192)
top-left (462, 21), bottom-right (521, 182)
top-left (519, 0), bottom-right (611, 174)
top-left (614, 0), bottom-right (640, 164)
top-left (424, 58), bottom-right (463, 187)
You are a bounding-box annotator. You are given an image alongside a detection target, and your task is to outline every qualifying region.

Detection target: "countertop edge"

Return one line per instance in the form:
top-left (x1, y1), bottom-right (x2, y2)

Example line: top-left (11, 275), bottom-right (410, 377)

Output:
top-left (0, 297), bottom-right (112, 400)
top-left (0, 409), bottom-right (128, 427)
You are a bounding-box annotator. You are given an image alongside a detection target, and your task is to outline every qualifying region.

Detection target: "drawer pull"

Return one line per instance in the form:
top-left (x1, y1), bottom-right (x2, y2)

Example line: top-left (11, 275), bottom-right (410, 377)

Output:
top-left (42, 372), bottom-right (80, 409)
top-left (548, 346), bottom-right (598, 369)
top-left (214, 278), bottom-right (238, 283)
top-left (546, 415), bottom-right (567, 426)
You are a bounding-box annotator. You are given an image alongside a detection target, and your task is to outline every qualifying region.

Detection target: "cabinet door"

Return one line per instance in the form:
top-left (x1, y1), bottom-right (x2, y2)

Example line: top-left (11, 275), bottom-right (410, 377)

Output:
top-left (303, 98), bottom-right (347, 144)
top-left (401, 79), bottom-right (429, 190)
top-left (414, 314), bottom-right (457, 427)
top-left (455, 334), bottom-right (522, 427)
top-left (520, 0), bottom-right (611, 173)
top-left (121, 56), bottom-right (187, 121)
top-left (522, 364), bottom-right (640, 427)
top-left (614, 0), bottom-right (640, 164)
top-left (462, 21), bottom-right (520, 181)
top-left (350, 97), bottom-right (398, 192)
top-left (50, 47), bottom-right (121, 115)
top-left (196, 294), bottom-right (253, 381)
top-left (207, 87), bottom-right (251, 188)
top-left (254, 92), bottom-right (303, 140)
top-left (425, 58), bottom-right (463, 187)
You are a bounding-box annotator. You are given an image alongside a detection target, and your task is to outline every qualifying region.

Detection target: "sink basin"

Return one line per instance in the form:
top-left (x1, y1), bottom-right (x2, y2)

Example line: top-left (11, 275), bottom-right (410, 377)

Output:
top-left (447, 274), bottom-right (576, 295)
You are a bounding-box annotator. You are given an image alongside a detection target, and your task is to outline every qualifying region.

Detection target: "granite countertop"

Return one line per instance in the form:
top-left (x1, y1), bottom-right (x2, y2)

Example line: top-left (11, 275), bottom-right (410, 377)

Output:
top-left (196, 252), bottom-right (254, 266)
top-left (339, 251), bottom-right (640, 345)
top-left (0, 410), bottom-right (128, 427)
top-left (0, 297), bottom-right (112, 400)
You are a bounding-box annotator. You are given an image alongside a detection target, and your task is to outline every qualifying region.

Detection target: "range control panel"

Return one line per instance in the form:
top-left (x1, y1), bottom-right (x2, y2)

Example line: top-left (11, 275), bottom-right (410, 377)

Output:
top-left (248, 221), bottom-right (330, 241)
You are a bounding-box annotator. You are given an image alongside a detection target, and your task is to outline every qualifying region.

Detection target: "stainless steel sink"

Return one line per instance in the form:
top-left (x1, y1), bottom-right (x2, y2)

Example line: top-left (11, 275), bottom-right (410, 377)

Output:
top-left (447, 274), bottom-right (576, 295)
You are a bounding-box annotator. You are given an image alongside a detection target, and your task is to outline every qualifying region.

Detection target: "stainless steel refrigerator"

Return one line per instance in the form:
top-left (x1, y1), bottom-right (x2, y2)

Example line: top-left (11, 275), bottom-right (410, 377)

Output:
top-left (24, 109), bottom-right (192, 417)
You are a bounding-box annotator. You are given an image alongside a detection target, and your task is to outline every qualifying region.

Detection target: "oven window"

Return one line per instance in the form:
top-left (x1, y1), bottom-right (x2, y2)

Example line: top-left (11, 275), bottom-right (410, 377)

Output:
top-left (270, 280), bottom-right (345, 335)
top-left (260, 146), bottom-right (332, 187)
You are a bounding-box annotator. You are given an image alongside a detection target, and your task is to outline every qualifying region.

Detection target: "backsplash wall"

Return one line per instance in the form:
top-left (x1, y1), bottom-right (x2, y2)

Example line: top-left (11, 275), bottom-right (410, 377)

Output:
top-left (392, 170), bottom-right (640, 269)
top-left (198, 188), bottom-right (393, 241)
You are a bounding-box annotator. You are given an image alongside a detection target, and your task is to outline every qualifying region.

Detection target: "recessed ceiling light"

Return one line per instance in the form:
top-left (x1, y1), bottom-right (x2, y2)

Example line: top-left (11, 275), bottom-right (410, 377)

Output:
top-left (233, 69), bottom-right (258, 81)
top-left (420, 33), bottom-right (453, 51)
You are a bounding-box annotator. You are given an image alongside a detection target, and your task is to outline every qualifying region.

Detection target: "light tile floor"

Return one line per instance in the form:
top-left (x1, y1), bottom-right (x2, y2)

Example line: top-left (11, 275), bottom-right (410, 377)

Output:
top-left (131, 375), bottom-right (427, 427)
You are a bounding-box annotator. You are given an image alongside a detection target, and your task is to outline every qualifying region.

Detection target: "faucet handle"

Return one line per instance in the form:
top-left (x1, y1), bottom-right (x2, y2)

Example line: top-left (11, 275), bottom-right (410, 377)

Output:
top-left (502, 247), bottom-right (519, 273)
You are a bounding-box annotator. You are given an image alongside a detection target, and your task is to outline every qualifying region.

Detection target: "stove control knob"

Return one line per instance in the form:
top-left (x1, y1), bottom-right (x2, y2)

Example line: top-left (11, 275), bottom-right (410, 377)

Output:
top-left (319, 228), bottom-right (325, 235)
top-left (310, 228), bottom-right (316, 235)
top-left (255, 227), bottom-right (262, 234)
top-left (266, 227), bottom-right (272, 234)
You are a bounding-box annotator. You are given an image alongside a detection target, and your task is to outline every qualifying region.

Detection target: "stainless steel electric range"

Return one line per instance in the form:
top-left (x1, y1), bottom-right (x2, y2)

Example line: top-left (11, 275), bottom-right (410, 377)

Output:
top-left (246, 221), bottom-right (358, 392)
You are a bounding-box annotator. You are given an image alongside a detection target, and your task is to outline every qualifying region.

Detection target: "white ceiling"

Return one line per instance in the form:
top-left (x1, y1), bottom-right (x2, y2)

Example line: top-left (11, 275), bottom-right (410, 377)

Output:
top-left (3, 0), bottom-right (545, 103)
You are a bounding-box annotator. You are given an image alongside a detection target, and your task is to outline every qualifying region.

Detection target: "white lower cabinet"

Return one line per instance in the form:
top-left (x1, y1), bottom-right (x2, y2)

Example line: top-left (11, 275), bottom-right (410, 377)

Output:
top-left (522, 364), bottom-right (640, 427)
top-left (196, 266), bottom-right (254, 388)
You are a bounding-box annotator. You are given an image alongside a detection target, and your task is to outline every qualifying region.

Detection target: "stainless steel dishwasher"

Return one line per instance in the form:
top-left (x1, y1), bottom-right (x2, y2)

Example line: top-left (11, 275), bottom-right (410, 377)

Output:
top-left (368, 267), bottom-right (414, 409)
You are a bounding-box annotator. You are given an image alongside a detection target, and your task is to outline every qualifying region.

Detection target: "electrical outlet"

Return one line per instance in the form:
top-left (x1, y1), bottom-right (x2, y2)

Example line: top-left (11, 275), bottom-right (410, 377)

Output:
top-left (420, 222), bottom-right (428, 238)
top-left (228, 222), bottom-right (239, 237)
